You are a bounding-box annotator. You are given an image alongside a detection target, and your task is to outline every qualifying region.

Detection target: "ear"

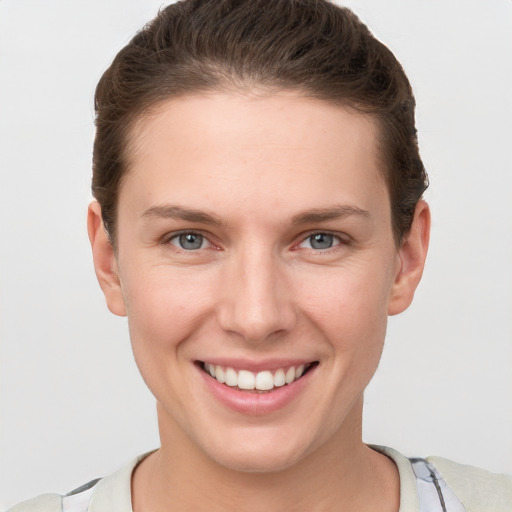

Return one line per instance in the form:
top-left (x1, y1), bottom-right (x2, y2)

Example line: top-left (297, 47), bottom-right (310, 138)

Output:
top-left (388, 200), bottom-right (431, 316)
top-left (87, 200), bottom-right (126, 317)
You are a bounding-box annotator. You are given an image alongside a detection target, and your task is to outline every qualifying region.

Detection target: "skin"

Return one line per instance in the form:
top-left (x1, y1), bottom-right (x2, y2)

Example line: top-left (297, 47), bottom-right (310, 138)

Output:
top-left (88, 90), bottom-right (430, 511)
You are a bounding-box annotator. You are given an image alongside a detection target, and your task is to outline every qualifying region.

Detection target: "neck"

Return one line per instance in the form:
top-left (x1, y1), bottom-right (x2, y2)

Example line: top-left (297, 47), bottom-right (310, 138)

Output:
top-left (132, 399), bottom-right (399, 512)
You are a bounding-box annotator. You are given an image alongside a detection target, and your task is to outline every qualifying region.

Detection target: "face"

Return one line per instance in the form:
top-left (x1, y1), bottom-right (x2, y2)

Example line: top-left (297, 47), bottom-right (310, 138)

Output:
top-left (90, 90), bottom-right (428, 473)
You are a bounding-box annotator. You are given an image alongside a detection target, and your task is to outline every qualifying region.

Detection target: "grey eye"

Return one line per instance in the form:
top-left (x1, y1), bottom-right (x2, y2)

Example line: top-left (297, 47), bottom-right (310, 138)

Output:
top-left (172, 233), bottom-right (206, 250)
top-left (309, 233), bottom-right (335, 250)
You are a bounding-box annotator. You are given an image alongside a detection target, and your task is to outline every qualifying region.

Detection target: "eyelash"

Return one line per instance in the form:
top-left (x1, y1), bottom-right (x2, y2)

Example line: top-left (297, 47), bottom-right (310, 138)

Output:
top-left (163, 230), bottom-right (349, 254)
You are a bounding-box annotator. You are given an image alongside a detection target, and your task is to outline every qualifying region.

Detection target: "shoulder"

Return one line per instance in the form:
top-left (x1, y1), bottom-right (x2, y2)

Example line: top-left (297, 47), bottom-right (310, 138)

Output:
top-left (372, 445), bottom-right (512, 511)
top-left (427, 456), bottom-right (512, 512)
top-left (6, 452), bottom-right (153, 512)
top-left (6, 494), bottom-right (61, 512)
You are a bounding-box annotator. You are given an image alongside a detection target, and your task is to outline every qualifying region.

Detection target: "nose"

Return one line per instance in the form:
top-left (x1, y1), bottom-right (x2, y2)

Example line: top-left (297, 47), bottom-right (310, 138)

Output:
top-left (217, 246), bottom-right (297, 342)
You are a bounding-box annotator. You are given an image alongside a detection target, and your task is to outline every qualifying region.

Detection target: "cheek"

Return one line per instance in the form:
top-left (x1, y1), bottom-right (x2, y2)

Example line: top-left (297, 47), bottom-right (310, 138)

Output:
top-left (122, 265), bottom-right (216, 359)
top-left (122, 267), bottom-right (219, 412)
top-left (295, 260), bottom-right (393, 378)
top-left (297, 261), bottom-right (393, 331)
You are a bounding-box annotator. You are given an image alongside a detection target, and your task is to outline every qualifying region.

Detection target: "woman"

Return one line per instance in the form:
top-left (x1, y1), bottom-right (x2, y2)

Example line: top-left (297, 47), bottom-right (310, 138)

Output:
top-left (9, 0), bottom-right (511, 511)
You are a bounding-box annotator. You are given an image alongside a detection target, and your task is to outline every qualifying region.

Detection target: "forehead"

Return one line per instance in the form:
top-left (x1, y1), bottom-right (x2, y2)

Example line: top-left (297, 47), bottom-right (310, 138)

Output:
top-left (121, 90), bottom-right (389, 222)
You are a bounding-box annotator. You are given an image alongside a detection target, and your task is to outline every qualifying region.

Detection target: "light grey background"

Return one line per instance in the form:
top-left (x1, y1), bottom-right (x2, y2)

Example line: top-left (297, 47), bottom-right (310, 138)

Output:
top-left (1, 0), bottom-right (511, 508)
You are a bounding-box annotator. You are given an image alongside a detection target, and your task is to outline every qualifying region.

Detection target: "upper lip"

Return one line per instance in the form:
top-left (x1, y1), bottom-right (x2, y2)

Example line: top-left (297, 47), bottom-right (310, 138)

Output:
top-left (196, 358), bottom-right (317, 372)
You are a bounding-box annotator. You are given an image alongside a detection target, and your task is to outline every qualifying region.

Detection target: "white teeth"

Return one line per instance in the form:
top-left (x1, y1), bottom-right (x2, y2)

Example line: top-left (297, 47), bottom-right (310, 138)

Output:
top-left (215, 365), bottom-right (225, 384)
top-left (255, 371), bottom-right (274, 391)
top-left (225, 367), bottom-right (238, 387)
top-left (238, 370), bottom-right (255, 390)
top-left (204, 363), bottom-right (313, 390)
top-left (285, 367), bottom-right (296, 384)
top-left (273, 368), bottom-right (286, 387)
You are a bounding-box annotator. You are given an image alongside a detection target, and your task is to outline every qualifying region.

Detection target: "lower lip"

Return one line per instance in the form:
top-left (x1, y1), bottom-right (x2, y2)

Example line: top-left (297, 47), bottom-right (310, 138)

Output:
top-left (197, 364), bottom-right (316, 416)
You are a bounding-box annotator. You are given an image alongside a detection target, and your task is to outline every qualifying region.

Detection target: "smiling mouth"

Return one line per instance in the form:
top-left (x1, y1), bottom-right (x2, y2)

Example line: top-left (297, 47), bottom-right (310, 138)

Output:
top-left (199, 361), bottom-right (318, 393)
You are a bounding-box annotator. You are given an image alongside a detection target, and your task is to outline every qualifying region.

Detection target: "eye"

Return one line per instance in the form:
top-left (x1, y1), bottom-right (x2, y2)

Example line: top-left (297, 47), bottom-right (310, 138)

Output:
top-left (169, 232), bottom-right (210, 251)
top-left (299, 233), bottom-right (341, 250)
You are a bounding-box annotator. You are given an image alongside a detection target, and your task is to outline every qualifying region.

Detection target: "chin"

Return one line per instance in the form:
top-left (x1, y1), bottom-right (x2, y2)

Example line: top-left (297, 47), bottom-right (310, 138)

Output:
top-left (199, 426), bottom-right (317, 474)
top-left (213, 447), bottom-right (305, 474)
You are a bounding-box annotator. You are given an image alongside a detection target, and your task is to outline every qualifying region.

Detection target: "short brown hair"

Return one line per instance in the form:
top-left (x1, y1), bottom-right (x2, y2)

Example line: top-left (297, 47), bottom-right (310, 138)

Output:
top-left (93, 0), bottom-right (428, 245)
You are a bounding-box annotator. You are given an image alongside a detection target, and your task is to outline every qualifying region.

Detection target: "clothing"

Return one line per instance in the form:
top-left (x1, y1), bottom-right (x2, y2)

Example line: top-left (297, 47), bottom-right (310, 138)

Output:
top-left (8, 446), bottom-right (512, 512)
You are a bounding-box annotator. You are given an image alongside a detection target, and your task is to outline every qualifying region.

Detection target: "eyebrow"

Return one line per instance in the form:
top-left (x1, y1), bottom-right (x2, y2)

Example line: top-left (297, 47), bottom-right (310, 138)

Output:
top-left (291, 205), bottom-right (370, 225)
top-left (141, 203), bottom-right (369, 226)
top-left (142, 205), bottom-right (225, 226)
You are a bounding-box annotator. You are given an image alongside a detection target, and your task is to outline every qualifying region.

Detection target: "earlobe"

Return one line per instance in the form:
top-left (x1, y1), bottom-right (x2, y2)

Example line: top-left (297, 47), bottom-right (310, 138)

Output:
top-left (87, 201), bottom-right (126, 317)
top-left (388, 200), bottom-right (431, 316)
